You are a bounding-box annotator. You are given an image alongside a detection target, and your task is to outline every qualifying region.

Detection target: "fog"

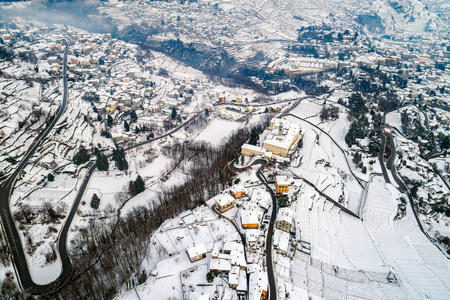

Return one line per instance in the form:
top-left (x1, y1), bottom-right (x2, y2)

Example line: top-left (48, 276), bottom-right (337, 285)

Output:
top-left (0, 0), bottom-right (118, 34)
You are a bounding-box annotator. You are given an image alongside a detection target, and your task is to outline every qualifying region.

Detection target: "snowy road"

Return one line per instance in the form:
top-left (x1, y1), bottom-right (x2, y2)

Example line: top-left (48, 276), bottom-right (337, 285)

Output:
top-left (0, 43), bottom-right (71, 294)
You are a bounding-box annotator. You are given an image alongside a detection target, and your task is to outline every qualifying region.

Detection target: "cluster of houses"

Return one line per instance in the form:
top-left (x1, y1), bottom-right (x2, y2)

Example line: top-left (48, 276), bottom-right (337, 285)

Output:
top-left (183, 175), bottom-right (297, 299)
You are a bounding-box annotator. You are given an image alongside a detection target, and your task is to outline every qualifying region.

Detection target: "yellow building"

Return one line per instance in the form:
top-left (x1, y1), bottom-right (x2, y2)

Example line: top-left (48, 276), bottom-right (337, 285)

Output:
top-left (275, 176), bottom-right (289, 194)
top-left (236, 97), bottom-right (242, 103)
top-left (241, 211), bottom-right (259, 229)
top-left (216, 194), bottom-right (235, 213)
top-left (263, 118), bottom-right (300, 157)
top-left (241, 144), bottom-right (265, 157)
top-left (106, 102), bottom-right (118, 114)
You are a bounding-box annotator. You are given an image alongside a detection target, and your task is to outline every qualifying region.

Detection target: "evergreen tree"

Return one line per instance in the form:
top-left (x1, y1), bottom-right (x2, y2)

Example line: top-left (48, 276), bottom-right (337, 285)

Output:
top-left (249, 127), bottom-right (259, 145)
top-left (411, 184), bottom-right (419, 198)
top-left (134, 175), bottom-right (146, 195)
top-left (96, 152), bottom-right (109, 171)
top-left (112, 147), bottom-right (128, 171)
top-left (441, 135), bottom-right (450, 153)
top-left (130, 110), bottom-right (137, 123)
top-left (124, 120), bottom-right (130, 132)
top-left (73, 145), bottom-right (89, 165)
top-left (204, 108), bottom-right (209, 117)
top-left (128, 180), bottom-right (136, 196)
top-left (107, 115), bottom-right (113, 127)
top-left (47, 173), bottom-right (55, 182)
top-left (171, 107), bottom-right (177, 119)
top-left (353, 152), bottom-right (361, 163)
top-left (348, 92), bottom-right (366, 117)
top-left (91, 193), bottom-right (100, 209)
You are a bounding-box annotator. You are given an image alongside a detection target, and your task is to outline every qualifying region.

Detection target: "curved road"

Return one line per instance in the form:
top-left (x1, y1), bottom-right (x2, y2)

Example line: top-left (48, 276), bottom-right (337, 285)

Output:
top-left (379, 113), bottom-right (391, 184)
top-left (0, 44), bottom-right (71, 294)
top-left (285, 113), bottom-right (365, 189)
top-left (382, 118), bottom-right (447, 256)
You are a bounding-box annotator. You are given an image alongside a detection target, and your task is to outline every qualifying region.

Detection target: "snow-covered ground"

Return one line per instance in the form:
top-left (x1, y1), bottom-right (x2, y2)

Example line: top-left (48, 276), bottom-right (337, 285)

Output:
top-left (362, 177), bottom-right (450, 299)
top-left (117, 205), bottom-right (241, 300)
top-left (288, 121), bottom-right (363, 214)
top-left (278, 176), bottom-right (450, 299)
top-left (194, 118), bottom-right (243, 146)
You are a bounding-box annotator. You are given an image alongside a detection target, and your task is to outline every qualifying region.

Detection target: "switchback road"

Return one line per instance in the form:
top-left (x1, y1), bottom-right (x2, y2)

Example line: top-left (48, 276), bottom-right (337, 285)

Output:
top-left (0, 44), bottom-right (71, 294)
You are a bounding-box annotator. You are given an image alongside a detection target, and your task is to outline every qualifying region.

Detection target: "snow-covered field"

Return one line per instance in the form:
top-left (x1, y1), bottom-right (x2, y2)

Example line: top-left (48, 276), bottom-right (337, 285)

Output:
top-left (288, 121), bottom-right (363, 214)
top-left (280, 176), bottom-right (450, 299)
top-left (194, 118), bottom-right (243, 146)
top-left (362, 177), bottom-right (450, 299)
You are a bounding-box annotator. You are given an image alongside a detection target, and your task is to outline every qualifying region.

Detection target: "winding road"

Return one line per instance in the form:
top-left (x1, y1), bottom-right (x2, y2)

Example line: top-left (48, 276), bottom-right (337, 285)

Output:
top-left (0, 44), bottom-right (203, 295)
top-left (0, 44), bottom-right (71, 294)
top-left (382, 112), bottom-right (448, 257)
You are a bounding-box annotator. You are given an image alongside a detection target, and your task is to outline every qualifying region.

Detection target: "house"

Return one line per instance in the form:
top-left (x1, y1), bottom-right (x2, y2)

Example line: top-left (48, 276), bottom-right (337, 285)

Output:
top-left (219, 96), bottom-right (226, 103)
top-left (229, 266), bottom-right (240, 288)
top-left (241, 210), bottom-right (259, 229)
top-left (246, 229), bottom-right (260, 249)
top-left (236, 269), bottom-right (248, 295)
top-left (248, 266), bottom-right (268, 300)
top-left (275, 176), bottom-right (289, 194)
top-left (230, 185), bottom-right (245, 199)
top-left (38, 155), bottom-right (57, 169)
top-left (209, 258), bottom-right (232, 273)
top-left (273, 229), bottom-right (290, 253)
top-left (276, 207), bottom-right (293, 233)
top-left (229, 242), bottom-right (247, 269)
top-left (187, 244), bottom-right (207, 262)
top-left (215, 194), bottom-right (235, 213)
top-left (241, 143), bottom-right (266, 157)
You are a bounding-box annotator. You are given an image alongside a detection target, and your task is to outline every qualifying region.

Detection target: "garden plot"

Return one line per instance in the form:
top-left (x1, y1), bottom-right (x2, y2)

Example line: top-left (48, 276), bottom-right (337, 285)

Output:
top-left (318, 111), bottom-right (351, 150)
top-left (289, 99), bottom-right (323, 121)
top-left (386, 110), bottom-right (403, 132)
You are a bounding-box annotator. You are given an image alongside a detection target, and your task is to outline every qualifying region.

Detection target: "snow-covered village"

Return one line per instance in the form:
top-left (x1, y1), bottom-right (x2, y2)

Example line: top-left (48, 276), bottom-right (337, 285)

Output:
top-left (0, 0), bottom-right (450, 299)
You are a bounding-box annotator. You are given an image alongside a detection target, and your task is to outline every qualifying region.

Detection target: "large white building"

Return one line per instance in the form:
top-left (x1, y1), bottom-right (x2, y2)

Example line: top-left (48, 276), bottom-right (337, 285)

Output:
top-left (241, 117), bottom-right (301, 158)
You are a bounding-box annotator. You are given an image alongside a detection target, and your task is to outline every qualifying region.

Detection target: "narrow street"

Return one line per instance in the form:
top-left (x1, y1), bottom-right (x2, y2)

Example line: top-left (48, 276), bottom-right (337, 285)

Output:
top-left (229, 159), bottom-right (277, 300)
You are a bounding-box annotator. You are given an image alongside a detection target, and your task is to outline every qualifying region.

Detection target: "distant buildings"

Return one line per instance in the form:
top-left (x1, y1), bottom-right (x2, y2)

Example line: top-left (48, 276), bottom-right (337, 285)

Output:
top-left (267, 54), bottom-right (338, 76)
